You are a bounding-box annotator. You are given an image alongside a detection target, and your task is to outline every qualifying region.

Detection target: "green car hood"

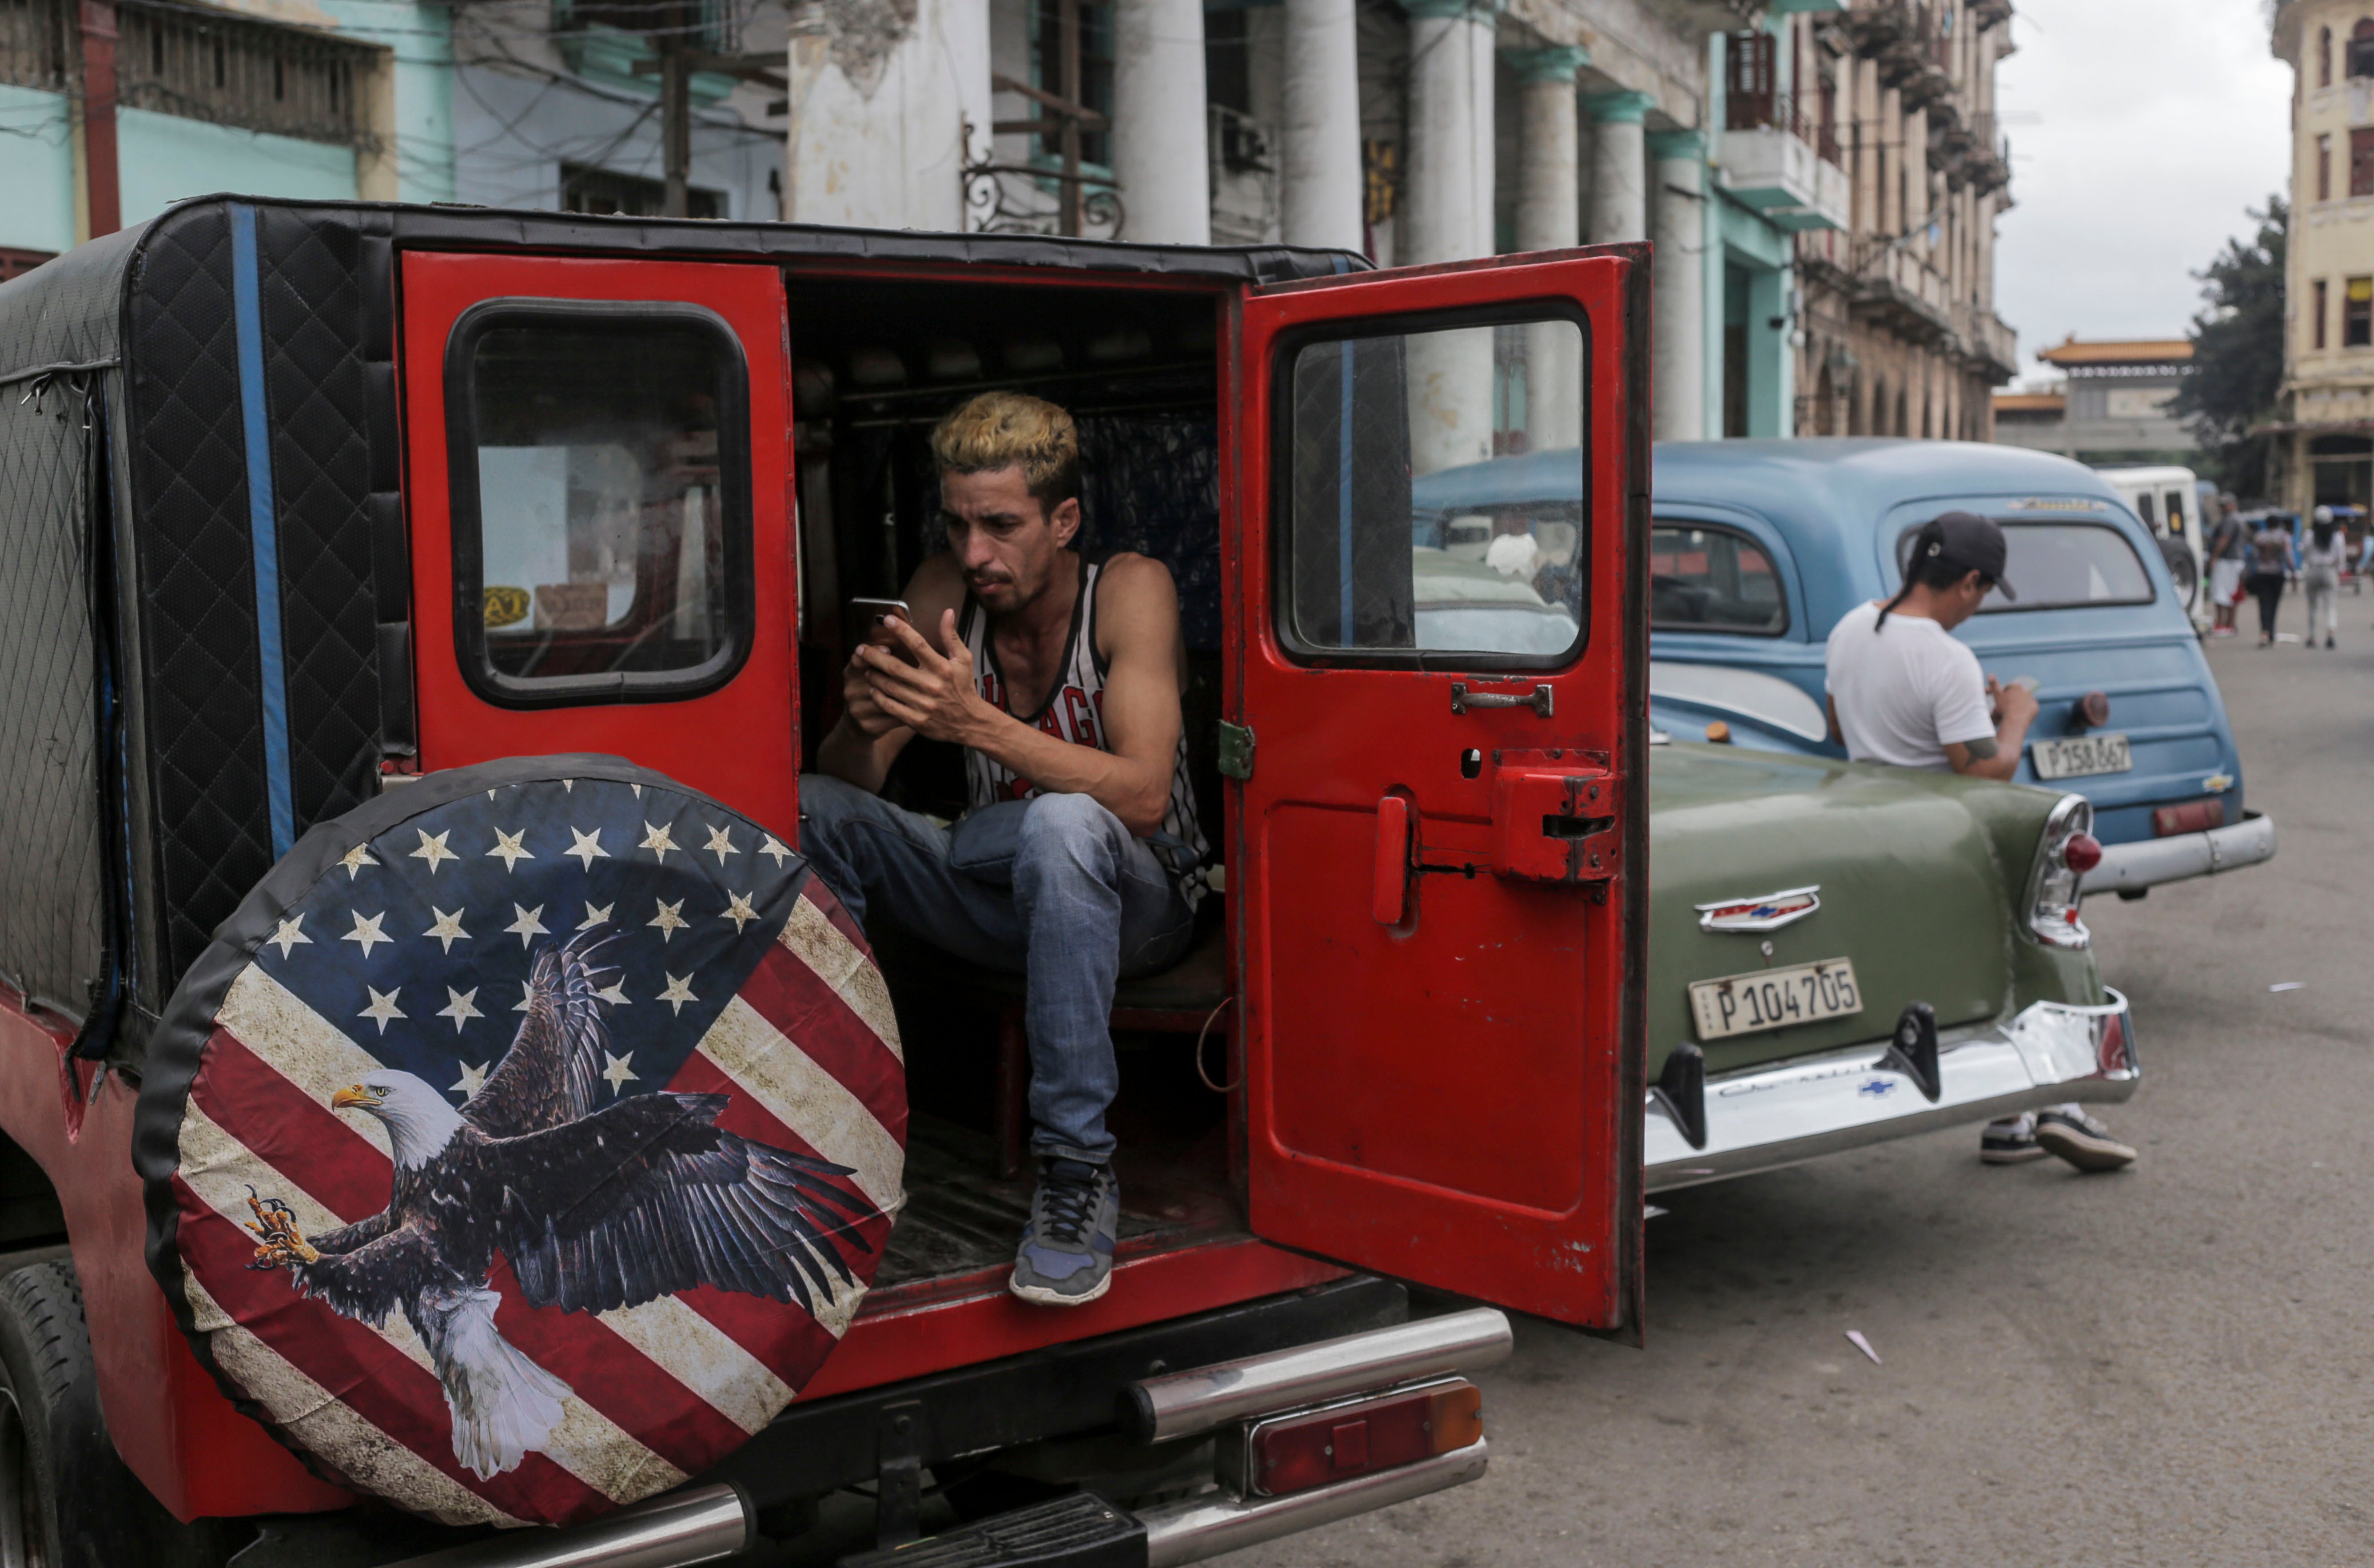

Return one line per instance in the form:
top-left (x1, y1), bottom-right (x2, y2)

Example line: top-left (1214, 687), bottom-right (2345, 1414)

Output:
top-left (1647, 743), bottom-right (2075, 1075)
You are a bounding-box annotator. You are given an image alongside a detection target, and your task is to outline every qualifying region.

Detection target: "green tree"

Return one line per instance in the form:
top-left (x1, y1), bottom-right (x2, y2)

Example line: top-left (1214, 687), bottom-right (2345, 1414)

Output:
top-left (2173, 196), bottom-right (2287, 501)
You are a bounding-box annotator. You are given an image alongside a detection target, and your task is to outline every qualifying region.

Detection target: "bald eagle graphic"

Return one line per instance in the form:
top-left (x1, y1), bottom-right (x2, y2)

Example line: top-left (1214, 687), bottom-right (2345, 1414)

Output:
top-left (244, 930), bottom-right (879, 1480)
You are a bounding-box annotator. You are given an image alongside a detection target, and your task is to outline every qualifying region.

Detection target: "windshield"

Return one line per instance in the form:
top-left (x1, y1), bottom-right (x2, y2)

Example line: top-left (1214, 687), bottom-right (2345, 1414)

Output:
top-left (1895, 521), bottom-right (2154, 613)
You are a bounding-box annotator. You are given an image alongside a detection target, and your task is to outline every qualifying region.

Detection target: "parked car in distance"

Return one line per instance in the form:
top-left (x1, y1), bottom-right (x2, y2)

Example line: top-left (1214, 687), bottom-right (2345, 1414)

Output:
top-left (2093, 463), bottom-right (2206, 621)
top-left (1411, 440), bottom-right (2273, 902)
top-left (1641, 440), bottom-right (2271, 899)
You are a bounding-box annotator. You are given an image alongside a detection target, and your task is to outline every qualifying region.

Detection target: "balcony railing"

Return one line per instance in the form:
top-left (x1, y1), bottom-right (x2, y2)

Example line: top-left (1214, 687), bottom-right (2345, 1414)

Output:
top-left (0, 0), bottom-right (377, 145)
top-left (0, 0), bottom-right (69, 92)
top-left (1724, 88), bottom-right (1842, 167)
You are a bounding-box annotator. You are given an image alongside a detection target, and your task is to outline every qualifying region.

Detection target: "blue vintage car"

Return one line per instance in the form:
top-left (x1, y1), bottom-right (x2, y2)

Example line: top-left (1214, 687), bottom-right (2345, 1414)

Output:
top-left (1412, 438), bottom-right (2274, 898)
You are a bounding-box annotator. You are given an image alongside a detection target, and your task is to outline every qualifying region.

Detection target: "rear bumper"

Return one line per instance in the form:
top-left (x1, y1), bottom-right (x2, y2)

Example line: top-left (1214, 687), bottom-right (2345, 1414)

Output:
top-left (2080, 810), bottom-right (2275, 895)
top-left (1645, 988), bottom-right (2138, 1193)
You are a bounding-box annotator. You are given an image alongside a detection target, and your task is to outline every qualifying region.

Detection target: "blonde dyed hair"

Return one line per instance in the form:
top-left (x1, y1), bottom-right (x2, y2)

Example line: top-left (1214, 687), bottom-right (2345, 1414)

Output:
top-left (930, 391), bottom-right (1080, 511)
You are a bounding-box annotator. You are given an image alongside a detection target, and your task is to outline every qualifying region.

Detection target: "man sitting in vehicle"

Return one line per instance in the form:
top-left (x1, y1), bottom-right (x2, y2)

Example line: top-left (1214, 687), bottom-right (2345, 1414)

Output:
top-left (802, 391), bottom-right (1207, 1307)
top-left (1823, 511), bottom-right (2138, 1174)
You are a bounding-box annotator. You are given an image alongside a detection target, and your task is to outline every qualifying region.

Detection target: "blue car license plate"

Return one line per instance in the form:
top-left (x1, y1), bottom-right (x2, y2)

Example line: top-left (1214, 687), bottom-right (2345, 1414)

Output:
top-left (2031, 733), bottom-right (2132, 780)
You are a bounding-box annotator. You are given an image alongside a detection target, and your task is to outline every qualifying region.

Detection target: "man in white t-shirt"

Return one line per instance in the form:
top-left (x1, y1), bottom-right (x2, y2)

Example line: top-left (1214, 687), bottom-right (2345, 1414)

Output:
top-left (1825, 511), bottom-right (2137, 1172)
top-left (1825, 511), bottom-right (2036, 777)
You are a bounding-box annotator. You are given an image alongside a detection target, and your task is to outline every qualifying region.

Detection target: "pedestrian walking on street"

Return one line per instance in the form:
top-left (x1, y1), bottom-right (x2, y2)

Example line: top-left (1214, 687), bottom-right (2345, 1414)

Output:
top-left (2304, 505), bottom-right (2347, 649)
top-left (2206, 494), bottom-right (2248, 637)
top-left (2247, 513), bottom-right (2296, 646)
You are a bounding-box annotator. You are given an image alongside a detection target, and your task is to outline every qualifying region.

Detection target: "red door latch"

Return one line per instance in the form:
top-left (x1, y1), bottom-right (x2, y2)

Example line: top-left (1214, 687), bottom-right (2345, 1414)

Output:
top-left (1489, 752), bottom-right (1617, 884)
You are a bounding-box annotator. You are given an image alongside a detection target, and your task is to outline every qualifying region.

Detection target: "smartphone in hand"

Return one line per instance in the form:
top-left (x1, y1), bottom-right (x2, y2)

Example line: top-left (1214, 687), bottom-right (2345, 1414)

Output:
top-left (852, 597), bottom-right (919, 665)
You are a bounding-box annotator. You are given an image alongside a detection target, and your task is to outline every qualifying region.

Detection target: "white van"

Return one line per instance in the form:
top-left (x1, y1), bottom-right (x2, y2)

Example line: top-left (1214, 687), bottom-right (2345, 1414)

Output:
top-left (2092, 464), bottom-right (2207, 622)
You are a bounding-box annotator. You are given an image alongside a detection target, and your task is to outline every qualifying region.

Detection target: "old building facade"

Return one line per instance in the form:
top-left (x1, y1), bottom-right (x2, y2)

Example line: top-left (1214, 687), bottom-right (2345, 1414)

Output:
top-left (2, 0), bottom-right (2019, 451)
top-left (2270, 0), bottom-right (2374, 514)
top-left (1792, 0), bottom-right (2017, 440)
top-left (780, 0), bottom-right (1876, 442)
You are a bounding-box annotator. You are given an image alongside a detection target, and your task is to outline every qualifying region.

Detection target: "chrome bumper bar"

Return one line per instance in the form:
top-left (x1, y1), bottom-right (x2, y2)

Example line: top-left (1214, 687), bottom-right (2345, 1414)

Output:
top-left (1123, 1308), bottom-right (1512, 1444)
top-left (1645, 988), bottom-right (2138, 1193)
top-left (2080, 810), bottom-right (2274, 895)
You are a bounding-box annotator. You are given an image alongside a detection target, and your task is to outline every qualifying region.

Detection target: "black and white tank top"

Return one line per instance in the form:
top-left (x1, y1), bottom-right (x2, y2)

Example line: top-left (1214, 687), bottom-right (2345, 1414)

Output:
top-left (960, 556), bottom-right (1209, 909)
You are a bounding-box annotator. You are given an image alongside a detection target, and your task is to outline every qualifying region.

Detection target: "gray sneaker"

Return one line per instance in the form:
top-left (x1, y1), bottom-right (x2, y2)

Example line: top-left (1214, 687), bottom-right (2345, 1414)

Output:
top-left (1010, 1158), bottom-right (1119, 1307)
top-left (2033, 1108), bottom-right (2137, 1172)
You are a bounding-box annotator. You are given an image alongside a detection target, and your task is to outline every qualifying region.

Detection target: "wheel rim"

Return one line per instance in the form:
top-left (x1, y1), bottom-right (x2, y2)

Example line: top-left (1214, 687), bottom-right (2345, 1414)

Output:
top-left (0, 1387), bottom-right (39, 1568)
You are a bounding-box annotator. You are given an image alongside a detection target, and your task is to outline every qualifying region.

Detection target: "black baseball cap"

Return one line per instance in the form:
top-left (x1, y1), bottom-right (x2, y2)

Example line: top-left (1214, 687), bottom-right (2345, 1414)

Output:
top-left (1915, 510), bottom-right (2017, 600)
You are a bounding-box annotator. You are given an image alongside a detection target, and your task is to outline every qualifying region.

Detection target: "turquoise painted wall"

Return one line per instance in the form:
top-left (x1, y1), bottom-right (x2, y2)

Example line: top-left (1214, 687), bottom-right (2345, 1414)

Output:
top-left (119, 109), bottom-right (358, 226)
top-left (1702, 32), bottom-right (1796, 440)
top-left (319, 0), bottom-right (456, 202)
top-left (0, 86), bottom-right (75, 256)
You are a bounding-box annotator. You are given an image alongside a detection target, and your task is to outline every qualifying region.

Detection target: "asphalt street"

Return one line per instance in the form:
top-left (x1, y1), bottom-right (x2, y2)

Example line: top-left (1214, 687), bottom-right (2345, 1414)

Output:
top-left (1235, 617), bottom-right (2374, 1568)
top-left (764, 613), bottom-right (2365, 1568)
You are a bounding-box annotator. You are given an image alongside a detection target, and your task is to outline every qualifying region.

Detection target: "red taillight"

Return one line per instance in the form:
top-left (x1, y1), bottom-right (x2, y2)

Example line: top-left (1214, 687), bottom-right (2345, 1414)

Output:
top-left (2152, 800), bottom-right (2225, 837)
top-left (1250, 1381), bottom-right (1482, 1497)
top-left (2097, 1011), bottom-right (2129, 1075)
top-left (2061, 832), bottom-right (2103, 873)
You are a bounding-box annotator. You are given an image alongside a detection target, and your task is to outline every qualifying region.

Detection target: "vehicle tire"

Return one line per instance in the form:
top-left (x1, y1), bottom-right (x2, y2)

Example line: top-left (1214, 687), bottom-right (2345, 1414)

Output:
top-left (0, 1260), bottom-right (227, 1568)
top-left (2159, 538), bottom-right (2199, 609)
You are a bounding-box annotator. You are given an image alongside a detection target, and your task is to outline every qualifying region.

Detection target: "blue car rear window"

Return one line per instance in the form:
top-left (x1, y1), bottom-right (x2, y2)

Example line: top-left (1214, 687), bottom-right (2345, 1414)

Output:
top-left (1895, 521), bottom-right (2153, 613)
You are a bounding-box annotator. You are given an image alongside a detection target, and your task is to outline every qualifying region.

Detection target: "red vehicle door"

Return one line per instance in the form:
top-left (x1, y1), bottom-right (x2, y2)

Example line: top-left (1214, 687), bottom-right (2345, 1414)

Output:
top-left (1231, 250), bottom-right (1649, 1331)
top-left (400, 253), bottom-right (798, 831)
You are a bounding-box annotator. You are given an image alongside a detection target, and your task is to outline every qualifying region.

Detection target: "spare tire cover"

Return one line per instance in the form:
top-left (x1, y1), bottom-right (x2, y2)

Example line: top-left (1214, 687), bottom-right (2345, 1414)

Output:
top-left (134, 757), bottom-right (906, 1528)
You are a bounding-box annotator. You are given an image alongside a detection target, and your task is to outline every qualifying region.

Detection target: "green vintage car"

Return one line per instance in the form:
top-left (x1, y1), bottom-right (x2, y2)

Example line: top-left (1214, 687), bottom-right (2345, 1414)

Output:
top-left (1639, 739), bottom-right (2135, 1191)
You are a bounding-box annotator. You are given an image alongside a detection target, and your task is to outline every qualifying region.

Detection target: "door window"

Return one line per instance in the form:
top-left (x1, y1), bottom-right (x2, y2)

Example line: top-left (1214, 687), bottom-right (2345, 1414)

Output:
top-left (1281, 317), bottom-right (1588, 665)
top-left (447, 301), bottom-right (754, 705)
top-left (1650, 522), bottom-right (1787, 634)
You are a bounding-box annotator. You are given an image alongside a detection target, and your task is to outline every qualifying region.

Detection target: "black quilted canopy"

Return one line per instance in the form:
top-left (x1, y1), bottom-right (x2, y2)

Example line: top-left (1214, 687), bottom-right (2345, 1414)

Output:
top-left (0, 197), bottom-right (1364, 1063)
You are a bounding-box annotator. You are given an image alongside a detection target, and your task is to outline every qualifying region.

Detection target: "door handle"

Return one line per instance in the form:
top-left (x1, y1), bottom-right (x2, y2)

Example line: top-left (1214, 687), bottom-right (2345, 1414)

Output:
top-left (1373, 796), bottom-right (1411, 924)
top-left (1450, 681), bottom-right (1553, 718)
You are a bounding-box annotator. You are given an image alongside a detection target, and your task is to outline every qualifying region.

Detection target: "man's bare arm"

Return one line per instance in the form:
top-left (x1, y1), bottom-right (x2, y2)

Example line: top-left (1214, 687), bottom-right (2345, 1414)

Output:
top-left (1944, 677), bottom-right (2037, 782)
top-left (856, 556), bottom-right (1182, 834)
top-left (812, 556), bottom-right (968, 792)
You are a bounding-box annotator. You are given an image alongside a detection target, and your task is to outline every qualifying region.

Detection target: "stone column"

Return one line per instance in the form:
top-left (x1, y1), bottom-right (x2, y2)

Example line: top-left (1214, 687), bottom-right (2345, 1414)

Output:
top-left (1583, 89), bottom-right (1653, 245)
top-left (786, 0), bottom-right (990, 231)
top-left (1113, 0), bottom-right (1211, 244)
top-left (1510, 47), bottom-right (1585, 251)
top-left (1647, 127), bottom-right (1705, 442)
top-left (1401, 0), bottom-right (1496, 474)
top-left (1281, 0), bottom-right (1363, 249)
top-left (1510, 47), bottom-right (1587, 453)
top-left (1402, 0), bottom-right (1496, 265)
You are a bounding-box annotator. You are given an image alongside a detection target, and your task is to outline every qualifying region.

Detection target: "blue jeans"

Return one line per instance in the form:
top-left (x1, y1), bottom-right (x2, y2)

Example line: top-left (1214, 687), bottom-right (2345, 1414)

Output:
top-left (797, 774), bottom-right (1196, 1165)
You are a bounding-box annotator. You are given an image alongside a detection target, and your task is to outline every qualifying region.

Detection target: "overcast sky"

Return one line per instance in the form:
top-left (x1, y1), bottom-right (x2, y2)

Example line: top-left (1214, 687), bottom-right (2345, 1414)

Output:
top-left (1992, 0), bottom-right (2294, 384)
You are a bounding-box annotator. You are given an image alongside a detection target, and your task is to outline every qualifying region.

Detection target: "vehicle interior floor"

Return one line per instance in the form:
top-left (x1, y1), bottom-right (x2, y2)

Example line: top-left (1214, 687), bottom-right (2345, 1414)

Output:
top-left (867, 1114), bottom-right (1243, 1307)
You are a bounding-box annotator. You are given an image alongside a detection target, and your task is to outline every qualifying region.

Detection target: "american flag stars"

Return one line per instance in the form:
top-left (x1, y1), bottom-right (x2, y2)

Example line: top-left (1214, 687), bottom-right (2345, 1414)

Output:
top-left (649, 899), bottom-right (688, 941)
top-left (342, 911), bottom-right (392, 957)
top-left (505, 903), bottom-right (550, 947)
top-left (258, 778), bottom-right (802, 1110)
top-left (486, 828), bottom-right (535, 871)
top-left (422, 907), bottom-right (470, 954)
top-left (358, 986), bottom-right (404, 1033)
